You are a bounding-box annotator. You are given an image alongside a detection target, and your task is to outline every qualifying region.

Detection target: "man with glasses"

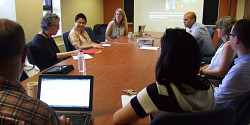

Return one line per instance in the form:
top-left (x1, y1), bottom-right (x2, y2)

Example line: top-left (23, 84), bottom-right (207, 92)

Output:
top-left (214, 19), bottom-right (250, 108)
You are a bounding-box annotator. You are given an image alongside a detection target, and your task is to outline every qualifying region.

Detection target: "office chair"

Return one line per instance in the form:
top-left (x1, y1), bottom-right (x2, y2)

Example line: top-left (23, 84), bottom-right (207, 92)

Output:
top-left (21, 41), bottom-right (35, 82)
top-left (150, 107), bottom-right (236, 125)
top-left (206, 26), bottom-right (215, 39)
top-left (62, 31), bottom-right (75, 52)
top-left (84, 27), bottom-right (95, 42)
top-left (93, 24), bottom-right (108, 43)
top-left (26, 41), bottom-right (35, 65)
top-left (201, 38), bottom-right (224, 65)
top-left (226, 91), bottom-right (250, 125)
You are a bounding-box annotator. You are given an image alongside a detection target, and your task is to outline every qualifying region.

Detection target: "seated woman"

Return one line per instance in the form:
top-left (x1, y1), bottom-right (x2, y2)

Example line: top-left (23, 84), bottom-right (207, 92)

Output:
top-left (32, 13), bottom-right (78, 71)
top-left (105, 8), bottom-right (128, 41)
top-left (200, 16), bottom-right (236, 86)
top-left (69, 13), bottom-right (102, 50)
top-left (113, 28), bottom-right (214, 124)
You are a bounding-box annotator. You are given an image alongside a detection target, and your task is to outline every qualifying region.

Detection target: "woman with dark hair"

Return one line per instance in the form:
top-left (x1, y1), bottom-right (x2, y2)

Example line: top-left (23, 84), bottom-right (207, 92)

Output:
top-left (69, 13), bottom-right (102, 50)
top-left (32, 13), bottom-right (78, 71)
top-left (200, 16), bottom-right (236, 86)
top-left (105, 8), bottom-right (128, 41)
top-left (113, 28), bottom-right (214, 124)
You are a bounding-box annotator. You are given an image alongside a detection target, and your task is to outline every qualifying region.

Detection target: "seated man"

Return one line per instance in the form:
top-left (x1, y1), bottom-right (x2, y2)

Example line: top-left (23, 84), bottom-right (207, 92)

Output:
top-left (214, 19), bottom-right (250, 108)
top-left (184, 11), bottom-right (215, 56)
top-left (0, 19), bottom-right (71, 124)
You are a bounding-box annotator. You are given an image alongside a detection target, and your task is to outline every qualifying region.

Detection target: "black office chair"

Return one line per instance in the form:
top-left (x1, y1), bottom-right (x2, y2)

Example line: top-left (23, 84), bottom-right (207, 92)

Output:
top-left (206, 26), bottom-right (215, 39)
top-left (84, 27), bottom-right (95, 42)
top-left (62, 31), bottom-right (75, 52)
top-left (26, 41), bottom-right (35, 65)
top-left (93, 24), bottom-right (108, 43)
top-left (226, 91), bottom-right (250, 125)
top-left (21, 41), bottom-right (35, 82)
top-left (150, 107), bottom-right (236, 125)
top-left (201, 38), bottom-right (224, 65)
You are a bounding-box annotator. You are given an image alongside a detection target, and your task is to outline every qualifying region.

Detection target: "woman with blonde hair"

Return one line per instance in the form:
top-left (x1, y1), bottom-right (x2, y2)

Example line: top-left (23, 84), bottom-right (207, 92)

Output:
top-left (105, 8), bottom-right (128, 41)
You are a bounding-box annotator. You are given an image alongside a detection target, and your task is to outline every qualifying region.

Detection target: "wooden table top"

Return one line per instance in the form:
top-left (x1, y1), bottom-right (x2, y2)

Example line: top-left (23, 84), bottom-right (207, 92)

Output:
top-left (20, 32), bottom-right (163, 125)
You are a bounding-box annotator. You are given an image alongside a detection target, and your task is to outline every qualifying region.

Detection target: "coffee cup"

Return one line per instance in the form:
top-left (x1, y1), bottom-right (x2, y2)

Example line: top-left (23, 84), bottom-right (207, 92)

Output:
top-left (27, 82), bottom-right (38, 98)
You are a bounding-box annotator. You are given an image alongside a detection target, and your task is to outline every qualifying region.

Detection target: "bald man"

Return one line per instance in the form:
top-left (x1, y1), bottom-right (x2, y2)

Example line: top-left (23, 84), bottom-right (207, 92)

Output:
top-left (184, 12), bottom-right (215, 56)
top-left (0, 19), bottom-right (71, 125)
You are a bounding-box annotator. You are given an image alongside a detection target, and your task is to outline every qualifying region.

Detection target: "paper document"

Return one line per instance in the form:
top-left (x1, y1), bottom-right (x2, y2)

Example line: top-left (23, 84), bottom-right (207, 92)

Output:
top-left (72, 54), bottom-right (93, 60)
top-left (121, 95), bottom-right (136, 107)
top-left (139, 46), bottom-right (160, 50)
top-left (102, 44), bottom-right (111, 47)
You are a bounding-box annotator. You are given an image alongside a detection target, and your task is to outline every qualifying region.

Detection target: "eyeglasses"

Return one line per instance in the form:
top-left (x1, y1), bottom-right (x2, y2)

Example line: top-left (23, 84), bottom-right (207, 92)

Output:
top-left (227, 33), bottom-right (235, 38)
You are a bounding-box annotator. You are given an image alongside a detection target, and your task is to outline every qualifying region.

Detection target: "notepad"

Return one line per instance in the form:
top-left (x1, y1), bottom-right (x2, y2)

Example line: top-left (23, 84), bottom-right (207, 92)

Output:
top-left (82, 50), bottom-right (102, 54)
top-left (102, 44), bottom-right (111, 47)
top-left (121, 95), bottom-right (136, 107)
top-left (139, 46), bottom-right (160, 50)
top-left (72, 54), bottom-right (93, 60)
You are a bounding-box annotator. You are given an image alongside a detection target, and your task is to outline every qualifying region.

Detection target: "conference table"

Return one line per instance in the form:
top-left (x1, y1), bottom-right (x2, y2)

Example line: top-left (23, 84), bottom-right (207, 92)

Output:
top-left (21, 32), bottom-right (163, 125)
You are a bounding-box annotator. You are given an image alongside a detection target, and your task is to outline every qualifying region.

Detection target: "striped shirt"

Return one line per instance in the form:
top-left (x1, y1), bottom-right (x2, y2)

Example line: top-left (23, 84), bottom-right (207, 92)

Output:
top-left (189, 23), bottom-right (215, 55)
top-left (0, 77), bottom-right (60, 125)
top-left (130, 82), bottom-right (214, 120)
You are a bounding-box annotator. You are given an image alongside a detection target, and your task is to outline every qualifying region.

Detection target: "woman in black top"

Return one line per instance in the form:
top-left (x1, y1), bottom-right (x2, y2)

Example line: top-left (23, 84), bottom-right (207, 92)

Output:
top-left (32, 13), bottom-right (78, 71)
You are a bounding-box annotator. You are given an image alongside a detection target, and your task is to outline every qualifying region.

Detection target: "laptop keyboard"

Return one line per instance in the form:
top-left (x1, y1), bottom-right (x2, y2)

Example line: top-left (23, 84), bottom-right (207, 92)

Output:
top-left (57, 113), bottom-right (91, 125)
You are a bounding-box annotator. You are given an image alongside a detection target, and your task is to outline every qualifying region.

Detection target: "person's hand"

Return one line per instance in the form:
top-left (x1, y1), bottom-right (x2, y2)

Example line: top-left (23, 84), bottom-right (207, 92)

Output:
top-left (71, 50), bottom-right (79, 56)
top-left (59, 115), bottom-right (72, 125)
top-left (100, 42), bottom-right (107, 44)
top-left (93, 44), bottom-right (104, 49)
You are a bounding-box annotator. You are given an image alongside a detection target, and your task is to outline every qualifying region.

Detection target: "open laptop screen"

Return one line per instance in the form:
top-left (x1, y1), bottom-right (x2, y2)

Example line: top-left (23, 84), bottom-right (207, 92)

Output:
top-left (38, 74), bottom-right (93, 111)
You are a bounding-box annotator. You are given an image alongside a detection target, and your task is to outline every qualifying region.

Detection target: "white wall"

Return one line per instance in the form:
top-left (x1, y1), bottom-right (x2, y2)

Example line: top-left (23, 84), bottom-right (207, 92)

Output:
top-left (236, 0), bottom-right (245, 19)
top-left (61, 0), bottom-right (104, 33)
top-left (13, 0), bottom-right (104, 44)
top-left (0, 0), bottom-right (16, 21)
top-left (15, 0), bottom-right (43, 42)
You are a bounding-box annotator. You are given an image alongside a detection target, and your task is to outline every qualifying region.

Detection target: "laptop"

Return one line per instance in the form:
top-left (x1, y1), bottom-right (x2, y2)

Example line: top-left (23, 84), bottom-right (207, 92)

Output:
top-left (38, 74), bottom-right (94, 125)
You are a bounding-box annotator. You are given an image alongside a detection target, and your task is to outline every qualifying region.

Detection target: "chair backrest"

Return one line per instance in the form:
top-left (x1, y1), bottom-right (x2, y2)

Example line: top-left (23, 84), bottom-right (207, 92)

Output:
top-left (226, 91), bottom-right (250, 125)
top-left (84, 27), bottom-right (95, 42)
top-left (215, 38), bottom-right (224, 51)
top-left (206, 26), bottom-right (215, 39)
top-left (62, 31), bottom-right (75, 52)
top-left (93, 24), bottom-right (108, 43)
top-left (26, 41), bottom-right (35, 65)
top-left (150, 107), bottom-right (236, 125)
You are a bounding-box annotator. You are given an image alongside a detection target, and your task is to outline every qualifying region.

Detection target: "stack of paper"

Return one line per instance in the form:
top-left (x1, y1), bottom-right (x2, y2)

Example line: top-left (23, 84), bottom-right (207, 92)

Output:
top-left (72, 54), bottom-right (93, 60)
top-left (102, 44), bottom-right (111, 47)
top-left (139, 46), bottom-right (160, 50)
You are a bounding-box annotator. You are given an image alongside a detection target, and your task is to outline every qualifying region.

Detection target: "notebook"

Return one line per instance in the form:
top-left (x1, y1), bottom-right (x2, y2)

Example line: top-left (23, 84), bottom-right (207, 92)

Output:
top-left (82, 50), bottom-right (102, 54)
top-left (38, 74), bottom-right (94, 125)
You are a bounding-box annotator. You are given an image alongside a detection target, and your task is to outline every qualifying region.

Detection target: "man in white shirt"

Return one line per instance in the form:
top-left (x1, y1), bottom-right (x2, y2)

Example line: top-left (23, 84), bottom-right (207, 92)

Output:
top-left (184, 12), bottom-right (215, 56)
top-left (214, 19), bottom-right (250, 108)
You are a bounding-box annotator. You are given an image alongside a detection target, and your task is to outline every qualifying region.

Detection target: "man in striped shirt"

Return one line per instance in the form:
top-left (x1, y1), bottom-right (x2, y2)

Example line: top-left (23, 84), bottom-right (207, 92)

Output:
top-left (0, 19), bottom-right (71, 125)
top-left (184, 12), bottom-right (215, 56)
